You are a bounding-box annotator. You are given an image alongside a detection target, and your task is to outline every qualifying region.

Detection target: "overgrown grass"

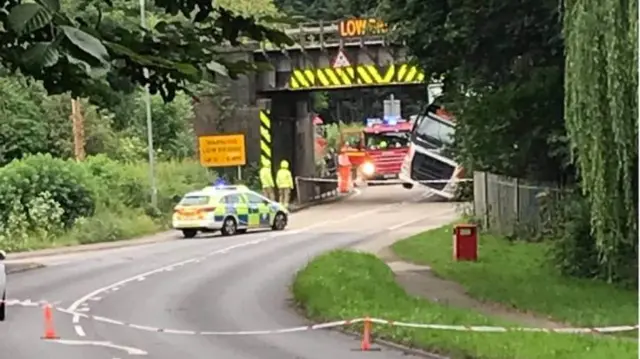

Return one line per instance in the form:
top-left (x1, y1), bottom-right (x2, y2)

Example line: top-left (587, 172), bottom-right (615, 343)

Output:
top-left (292, 250), bottom-right (637, 359)
top-left (392, 225), bottom-right (638, 327)
top-left (13, 207), bottom-right (165, 251)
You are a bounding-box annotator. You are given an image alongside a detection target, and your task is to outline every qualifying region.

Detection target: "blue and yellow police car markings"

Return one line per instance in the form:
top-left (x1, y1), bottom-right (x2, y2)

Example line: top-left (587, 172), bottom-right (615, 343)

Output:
top-left (259, 211), bottom-right (271, 226)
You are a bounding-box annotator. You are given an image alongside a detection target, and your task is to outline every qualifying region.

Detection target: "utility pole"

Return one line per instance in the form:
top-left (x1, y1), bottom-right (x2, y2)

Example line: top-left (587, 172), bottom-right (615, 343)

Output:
top-left (70, 98), bottom-right (86, 161)
top-left (140, 0), bottom-right (157, 208)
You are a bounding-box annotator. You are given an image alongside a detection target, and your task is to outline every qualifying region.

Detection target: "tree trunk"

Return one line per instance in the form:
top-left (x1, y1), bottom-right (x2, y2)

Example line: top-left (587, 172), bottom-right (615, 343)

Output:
top-left (70, 98), bottom-right (86, 161)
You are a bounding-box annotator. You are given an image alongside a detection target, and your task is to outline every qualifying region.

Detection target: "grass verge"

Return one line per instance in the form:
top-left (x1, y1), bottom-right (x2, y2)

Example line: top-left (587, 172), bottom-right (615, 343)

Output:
top-left (391, 225), bottom-right (638, 327)
top-left (292, 250), bottom-right (637, 359)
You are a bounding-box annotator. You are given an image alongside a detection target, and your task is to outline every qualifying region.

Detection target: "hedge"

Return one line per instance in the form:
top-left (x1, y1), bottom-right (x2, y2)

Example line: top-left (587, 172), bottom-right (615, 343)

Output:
top-left (0, 153), bottom-right (214, 252)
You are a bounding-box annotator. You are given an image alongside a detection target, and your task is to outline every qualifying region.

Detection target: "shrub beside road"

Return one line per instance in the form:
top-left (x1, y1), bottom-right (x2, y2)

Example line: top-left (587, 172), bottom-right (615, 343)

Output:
top-left (0, 154), bottom-right (213, 252)
top-left (292, 247), bottom-right (637, 358)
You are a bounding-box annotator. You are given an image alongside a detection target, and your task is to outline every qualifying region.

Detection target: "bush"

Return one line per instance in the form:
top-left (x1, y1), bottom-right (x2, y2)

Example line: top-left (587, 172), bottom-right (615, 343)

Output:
top-left (81, 154), bottom-right (147, 208)
top-left (0, 154), bottom-right (97, 227)
top-left (67, 207), bottom-right (161, 245)
top-left (81, 155), bottom-right (213, 212)
top-left (548, 192), bottom-right (600, 279)
top-left (0, 155), bottom-right (214, 252)
top-left (0, 191), bottom-right (66, 251)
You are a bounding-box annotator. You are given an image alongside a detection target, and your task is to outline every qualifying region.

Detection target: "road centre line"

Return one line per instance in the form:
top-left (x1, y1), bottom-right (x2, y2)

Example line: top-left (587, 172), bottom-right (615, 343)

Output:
top-left (66, 199), bottom-right (406, 337)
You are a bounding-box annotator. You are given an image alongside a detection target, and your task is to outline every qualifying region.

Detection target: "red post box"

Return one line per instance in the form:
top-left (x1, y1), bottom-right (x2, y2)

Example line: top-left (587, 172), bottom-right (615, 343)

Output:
top-left (453, 224), bottom-right (478, 261)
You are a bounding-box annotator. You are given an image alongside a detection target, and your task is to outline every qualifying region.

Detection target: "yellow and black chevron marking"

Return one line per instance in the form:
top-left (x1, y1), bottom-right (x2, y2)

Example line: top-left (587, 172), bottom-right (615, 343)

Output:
top-left (289, 64), bottom-right (425, 89)
top-left (259, 110), bottom-right (272, 166)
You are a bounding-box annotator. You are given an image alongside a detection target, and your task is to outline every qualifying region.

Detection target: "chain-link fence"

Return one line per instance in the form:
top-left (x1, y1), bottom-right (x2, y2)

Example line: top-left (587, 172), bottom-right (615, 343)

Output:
top-left (473, 171), bottom-right (559, 237)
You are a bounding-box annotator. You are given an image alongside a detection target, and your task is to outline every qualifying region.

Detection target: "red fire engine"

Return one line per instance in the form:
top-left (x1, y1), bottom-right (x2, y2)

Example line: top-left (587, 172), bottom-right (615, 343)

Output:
top-left (338, 118), bottom-right (412, 182)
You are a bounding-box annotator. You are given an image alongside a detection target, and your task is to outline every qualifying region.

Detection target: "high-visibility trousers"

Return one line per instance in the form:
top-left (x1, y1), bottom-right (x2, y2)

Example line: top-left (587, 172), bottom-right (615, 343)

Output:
top-left (338, 164), bottom-right (352, 193)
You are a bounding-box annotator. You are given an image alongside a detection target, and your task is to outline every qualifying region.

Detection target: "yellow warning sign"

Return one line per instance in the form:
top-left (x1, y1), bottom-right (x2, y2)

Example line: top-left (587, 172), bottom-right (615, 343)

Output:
top-left (338, 18), bottom-right (388, 38)
top-left (198, 134), bottom-right (246, 167)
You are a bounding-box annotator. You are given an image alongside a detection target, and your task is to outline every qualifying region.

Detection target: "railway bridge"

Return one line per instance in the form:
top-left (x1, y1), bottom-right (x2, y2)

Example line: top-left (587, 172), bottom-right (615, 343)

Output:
top-left (193, 19), bottom-right (429, 194)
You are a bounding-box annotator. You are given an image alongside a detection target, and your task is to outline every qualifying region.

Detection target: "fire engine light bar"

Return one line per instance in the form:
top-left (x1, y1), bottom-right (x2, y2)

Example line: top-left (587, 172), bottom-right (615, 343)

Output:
top-left (365, 117), bottom-right (407, 127)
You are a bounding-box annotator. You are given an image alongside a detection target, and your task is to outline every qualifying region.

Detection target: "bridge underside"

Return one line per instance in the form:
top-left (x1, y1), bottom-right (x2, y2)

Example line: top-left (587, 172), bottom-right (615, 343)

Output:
top-left (258, 64), bottom-right (425, 93)
top-left (200, 41), bottom-right (427, 200)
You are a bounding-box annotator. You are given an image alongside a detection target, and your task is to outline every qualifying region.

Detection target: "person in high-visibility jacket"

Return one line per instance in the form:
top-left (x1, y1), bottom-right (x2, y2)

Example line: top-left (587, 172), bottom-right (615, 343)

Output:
top-left (276, 160), bottom-right (294, 207)
top-left (259, 160), bottom-right (275, 200)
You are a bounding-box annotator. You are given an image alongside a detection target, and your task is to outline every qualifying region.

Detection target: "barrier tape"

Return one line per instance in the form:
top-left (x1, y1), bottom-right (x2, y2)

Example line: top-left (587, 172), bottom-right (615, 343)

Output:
top-left (367, 318), bottom-right (639, 334)
top-left (4, 301), bottom-right (636, 336)
top-left (56, 307), bottom-right (363, 335)
top-left (1, 299), bottom-right (62, 307)
top-left (296, 177), bottom-right (473, 185)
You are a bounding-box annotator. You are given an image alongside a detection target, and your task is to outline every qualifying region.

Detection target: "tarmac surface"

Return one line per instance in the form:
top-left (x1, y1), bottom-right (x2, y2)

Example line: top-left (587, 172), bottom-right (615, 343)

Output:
top-left (2, 185), bottom-right (458, 359)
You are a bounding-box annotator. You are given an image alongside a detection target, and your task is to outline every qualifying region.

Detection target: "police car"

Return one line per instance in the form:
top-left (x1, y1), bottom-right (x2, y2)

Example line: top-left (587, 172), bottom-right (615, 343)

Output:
top-left (0, 250), bottom-right (6, 321)
top-left (172, 184), bottom-right (289, 238)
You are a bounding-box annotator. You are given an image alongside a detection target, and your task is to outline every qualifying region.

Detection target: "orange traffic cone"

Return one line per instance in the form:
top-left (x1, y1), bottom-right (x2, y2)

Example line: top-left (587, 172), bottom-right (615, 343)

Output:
top-left (42, 304), bottom-right (59, 340)
top-left (349, 317), bottom-right (380, 351)
top-left (360, 317), bottom-right (372, 350)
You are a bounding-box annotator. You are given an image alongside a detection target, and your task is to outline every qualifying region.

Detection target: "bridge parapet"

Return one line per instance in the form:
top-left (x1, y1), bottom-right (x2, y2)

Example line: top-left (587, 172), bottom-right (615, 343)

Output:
top-left (255, 19), bottom-right (396, 52)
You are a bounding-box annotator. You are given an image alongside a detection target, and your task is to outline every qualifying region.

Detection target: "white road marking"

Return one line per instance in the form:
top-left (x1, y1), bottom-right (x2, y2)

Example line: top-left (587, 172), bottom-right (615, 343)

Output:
top-left (163, 329), bottom-right (197, 335)
top-left (47, 339), bottom-right (147, 355)
top-left (129, 324), bottom-right (161, 332)
top-left (66, 198), bottom-right (406, 337)
top-left (74, 325), bottom-right (86, 337)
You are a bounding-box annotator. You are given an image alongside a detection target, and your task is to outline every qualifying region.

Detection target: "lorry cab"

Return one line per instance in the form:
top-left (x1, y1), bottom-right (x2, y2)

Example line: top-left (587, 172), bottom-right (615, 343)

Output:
top-left (400, 104), bottom-right (463, 198)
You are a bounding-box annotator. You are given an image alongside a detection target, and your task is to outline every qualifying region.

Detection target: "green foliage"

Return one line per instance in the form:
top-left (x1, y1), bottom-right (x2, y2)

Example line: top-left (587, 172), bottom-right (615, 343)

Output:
top-left (274, 0), bottom-right (377, 20)
top-left (293, 250), bottom-right (636, 359)
top-left (450, 67), bottom-right (571, 182)
top-left (452, 179), bottom-right (472, 202)
top-left (564, 0), bottom-right (638, 285)
top-left (384, 0), bottom-right (637, 287)
top-left (0, 0), bottom-right (267, 254)
top-left (0, 0), bottom-right (294, 103)
top-left (0, 74), bottom-right (73, 163)
top-left (81, 154), bottom-right (148, 208)
top-left (67, 206), bottom-right (160, 245)
top-left (0, 191), bottom-right (65, 251)
top-left (216, 0), bottom-right (279, 18)
top-left (542, 191), bottom-right (600, 280)
top-left (0, 67), bottom-right (198, 166)
top-left (382, 0), bottom-right (569, 183)
top-left (322, 122), bottom-right (363, 152)
top-left (0, 154), bottom-right (97, 227)
top-left (82, 154), bottom-right (212, 212)
top-left (0, 155), bottom-right (213, 252)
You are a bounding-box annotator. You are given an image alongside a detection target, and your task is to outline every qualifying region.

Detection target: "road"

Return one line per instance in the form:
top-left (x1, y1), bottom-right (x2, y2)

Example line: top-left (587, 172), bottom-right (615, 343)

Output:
top-left (2, 185), bottom-right (457, 359)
